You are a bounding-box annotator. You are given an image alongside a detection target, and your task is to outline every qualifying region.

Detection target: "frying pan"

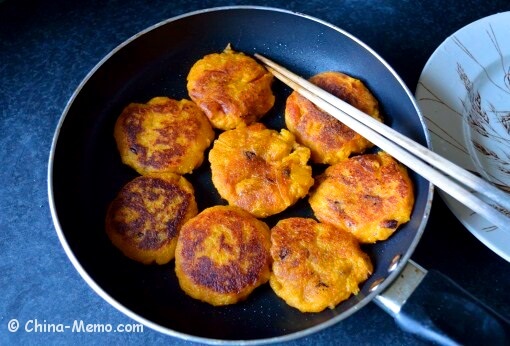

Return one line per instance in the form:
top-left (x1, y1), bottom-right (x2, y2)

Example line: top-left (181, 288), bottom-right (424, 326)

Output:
top-left (48, 6), bottom-right (509, 345)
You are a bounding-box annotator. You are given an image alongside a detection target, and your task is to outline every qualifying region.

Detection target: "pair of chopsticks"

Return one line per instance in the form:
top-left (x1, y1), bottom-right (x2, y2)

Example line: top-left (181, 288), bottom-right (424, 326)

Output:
top-left (255, 54), bottom-right (510, 231)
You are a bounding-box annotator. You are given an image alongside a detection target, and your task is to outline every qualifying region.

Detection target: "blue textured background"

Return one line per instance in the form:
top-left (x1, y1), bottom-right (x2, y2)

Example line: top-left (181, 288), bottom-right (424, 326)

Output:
top-left (1, 0), bottom-right (509, 344)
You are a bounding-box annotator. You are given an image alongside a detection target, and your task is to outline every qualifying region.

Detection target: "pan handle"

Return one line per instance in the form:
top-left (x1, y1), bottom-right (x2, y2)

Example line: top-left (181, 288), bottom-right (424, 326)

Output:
top-left (374, 260), bottom-right (510, 346)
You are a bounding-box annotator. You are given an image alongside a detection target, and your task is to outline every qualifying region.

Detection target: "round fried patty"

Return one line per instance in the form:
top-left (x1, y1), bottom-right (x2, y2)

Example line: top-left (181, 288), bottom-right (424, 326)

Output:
top-left (269, 217), bottom-right (373, 313)
top-left (309, 152), bottom-right (414, 243)
top-left (175, 205), bottom-right (272, 306)
top-left (209, 123), bottom-right (314, 218)
top-left (114, 96), bottom-right (215, 175)
top-left (187, 45), bottom-right (274, 130)
top-left (285, 71), bottom-right (382, 164)
top-left (105, 173), bottom-right (198, 264)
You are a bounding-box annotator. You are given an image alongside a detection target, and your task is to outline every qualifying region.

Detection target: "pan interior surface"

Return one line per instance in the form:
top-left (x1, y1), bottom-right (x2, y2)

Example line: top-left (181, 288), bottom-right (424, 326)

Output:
top-left (50, 7), bottom-right (431, 343)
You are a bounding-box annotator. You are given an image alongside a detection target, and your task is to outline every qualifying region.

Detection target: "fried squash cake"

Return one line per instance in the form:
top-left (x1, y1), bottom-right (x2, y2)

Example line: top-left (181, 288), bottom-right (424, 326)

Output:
top-left (175, 205), bottom-right (272, 306)
top-left (187, 45), bottom-right (275, 130)
top-left (309, 152), bottom-right (414, 243)
top-left (114, 96), bottom-right (215, 175)
top-left (270, 217), bottom-right (372, 313)
top-left (105, 173), bottom-right (197, 265)
top-left (285, 71), bottom-right (383, 164)
top-left (209, 123), bottom-right (314, 218)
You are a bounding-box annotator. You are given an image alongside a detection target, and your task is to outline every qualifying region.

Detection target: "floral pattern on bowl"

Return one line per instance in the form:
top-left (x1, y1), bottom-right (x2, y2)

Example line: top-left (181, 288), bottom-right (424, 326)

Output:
top-left (415, 12), bottom-right (510, 261)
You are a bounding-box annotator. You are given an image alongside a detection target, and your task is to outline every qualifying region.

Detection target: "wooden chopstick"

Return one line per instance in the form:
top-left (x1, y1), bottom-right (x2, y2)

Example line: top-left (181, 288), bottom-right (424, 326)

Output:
top-left (255, 53), bottom-right (510, 231)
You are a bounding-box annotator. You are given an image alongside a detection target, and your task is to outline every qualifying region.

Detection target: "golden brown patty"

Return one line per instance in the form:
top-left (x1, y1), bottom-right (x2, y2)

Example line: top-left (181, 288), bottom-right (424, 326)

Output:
top-left (269, 217), bottom-right (373, 313)
top-left (105, 173), bottom-right (198, 265)
top-left (114, 96), bottom-right (215, 175)
top-left (209, 123), bottom-right (314, 218)
top-left (175, 205), bottom-right (272, 306)
top-left (285, 71), bottom-right (383, 164)
top-left (187, 45), bottom-right (275, 130)
top-left (309, 152), bottom-right (414, 243)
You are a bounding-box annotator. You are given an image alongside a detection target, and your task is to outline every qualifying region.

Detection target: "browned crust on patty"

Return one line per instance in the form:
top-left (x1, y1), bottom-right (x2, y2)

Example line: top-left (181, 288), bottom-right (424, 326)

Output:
top-left (309, 152), bottom-right (414, 243)
top-left (187, 45), bottom-right (275, 130)
top-left (105, 173), bottom-right (197, 264)
top-left (285, 71), bottom-right (382, 164)
top-left (269, 217), bottom-right (373, 313)
top-left (208, 123), bottom-right (314, 218)
top-left (175, 205), bottom-right (271, 305)
top-left (114, 97), bottom-right (215, 175)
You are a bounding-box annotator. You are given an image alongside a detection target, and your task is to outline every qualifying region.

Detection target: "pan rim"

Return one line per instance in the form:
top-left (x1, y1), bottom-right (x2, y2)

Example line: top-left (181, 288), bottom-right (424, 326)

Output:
top-left (47, 5), bottom-right (434, 344)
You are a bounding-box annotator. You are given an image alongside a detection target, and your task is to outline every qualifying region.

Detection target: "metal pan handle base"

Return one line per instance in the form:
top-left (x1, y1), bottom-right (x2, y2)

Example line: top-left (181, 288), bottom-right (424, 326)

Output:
top-left (374, 260), bottom-right (510, 346)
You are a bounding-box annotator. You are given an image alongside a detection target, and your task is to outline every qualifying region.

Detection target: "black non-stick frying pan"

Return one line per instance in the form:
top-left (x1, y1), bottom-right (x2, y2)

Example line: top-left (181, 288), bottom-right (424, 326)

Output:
top-left (48, 6), bottom-right (509, 345)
